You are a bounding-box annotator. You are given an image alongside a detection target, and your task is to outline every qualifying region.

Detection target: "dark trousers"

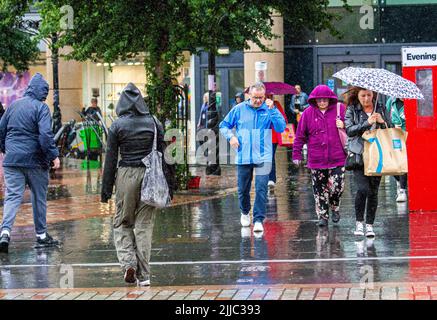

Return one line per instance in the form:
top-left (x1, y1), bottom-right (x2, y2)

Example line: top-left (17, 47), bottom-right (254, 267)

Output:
top-left (394, 174), bottom-right (408, 189)
top-left (269, 143), bottom-right (278, 183)
top-left (353, 169), bottom-right (382, 225)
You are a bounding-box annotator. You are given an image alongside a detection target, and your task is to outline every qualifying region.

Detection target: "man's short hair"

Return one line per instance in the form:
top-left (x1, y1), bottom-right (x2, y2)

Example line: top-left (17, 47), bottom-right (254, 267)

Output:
top-left (250, 82), bottom-right (266, 93)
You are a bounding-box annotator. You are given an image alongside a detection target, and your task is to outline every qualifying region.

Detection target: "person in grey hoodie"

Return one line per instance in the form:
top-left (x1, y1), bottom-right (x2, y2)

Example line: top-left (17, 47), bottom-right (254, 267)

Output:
top-left (0, 73), bottom-right (60, 253)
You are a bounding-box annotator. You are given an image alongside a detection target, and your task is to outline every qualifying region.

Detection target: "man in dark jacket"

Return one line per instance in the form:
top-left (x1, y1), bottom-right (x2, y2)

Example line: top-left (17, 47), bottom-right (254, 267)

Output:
top-left (0, 73), bottom-right (60, 253)
top-left (101, 83), bottom-right (175, 286)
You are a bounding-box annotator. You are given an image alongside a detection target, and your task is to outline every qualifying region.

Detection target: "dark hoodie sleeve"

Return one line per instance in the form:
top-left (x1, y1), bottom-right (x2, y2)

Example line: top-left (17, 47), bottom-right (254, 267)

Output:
top-left (101, 124), bottom-right (119, 202)
top-left (154, 117), bottom-right (176, 199)
top-left (38, 104), bottom-right (59, 161)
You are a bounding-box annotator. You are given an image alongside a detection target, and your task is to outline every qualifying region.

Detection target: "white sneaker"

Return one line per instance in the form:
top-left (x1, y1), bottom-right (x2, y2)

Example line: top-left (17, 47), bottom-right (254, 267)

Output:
top-left (240, 213), bottom-right (251, 227)
top-left (268, 180), bottom-right (275, 187)
top-left (253, 221), bottom-right (264, 232)
top-left (365, 224), bottom-right (375, 238)
top-left (396, 189), bottom-right (407, 202)
top-left (137, 279), bottom-right (150, 287)
top-left (354, 221), bottom-right (364, 236)
top-left (241, 227), bottom-right (251, 238)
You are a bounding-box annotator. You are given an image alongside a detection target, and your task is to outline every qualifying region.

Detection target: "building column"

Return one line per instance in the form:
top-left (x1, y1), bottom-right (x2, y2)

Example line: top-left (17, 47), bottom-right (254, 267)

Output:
top-left (244, 12), bottom-right (284, 105)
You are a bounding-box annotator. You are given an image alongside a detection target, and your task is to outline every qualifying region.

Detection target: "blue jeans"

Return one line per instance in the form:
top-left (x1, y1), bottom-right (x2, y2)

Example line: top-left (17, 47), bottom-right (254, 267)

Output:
top-left (237, 163), bottom-right (270, 223)
top-left (269, 143), bottom-right (278, 183)
top-left (1, 167), bottom-right (49, 235)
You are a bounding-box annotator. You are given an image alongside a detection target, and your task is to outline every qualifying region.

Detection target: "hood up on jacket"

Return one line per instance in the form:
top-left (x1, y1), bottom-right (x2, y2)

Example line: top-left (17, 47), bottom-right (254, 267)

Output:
top-left (307, 84), bottom-right (338, 108)
top-left (116, 82), bottom-right (149, 116)
top-left (24, 73), bottom-right (49, 102)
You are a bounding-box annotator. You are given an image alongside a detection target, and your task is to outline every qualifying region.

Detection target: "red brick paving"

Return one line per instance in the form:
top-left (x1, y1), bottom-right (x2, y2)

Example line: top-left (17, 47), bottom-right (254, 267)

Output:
top-left (2, 282), bottom-right (437, 300)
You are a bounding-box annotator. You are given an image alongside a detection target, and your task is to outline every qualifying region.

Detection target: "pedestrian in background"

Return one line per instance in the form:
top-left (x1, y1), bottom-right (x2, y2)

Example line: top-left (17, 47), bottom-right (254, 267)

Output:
top-left (234, 92), bottom-right (245, 107)
top-left (292, 85), bottom-right (347, 227)
top-left (344, 87), bottom-right (392, 238)
top-left (266, 93), bottom-right (288, 189)
top-left (101, 83), bottom-right (175, 286)
top-left (386, 96), bottom-right (407, 202)
top-left (289, 84), bottom-right (309, 127)
top-left (197, 92), bottom-right (209, 130)
top-left (0, 73), bottom-right (61, 253)
top-left (220, 82), bottom-right (286, 234)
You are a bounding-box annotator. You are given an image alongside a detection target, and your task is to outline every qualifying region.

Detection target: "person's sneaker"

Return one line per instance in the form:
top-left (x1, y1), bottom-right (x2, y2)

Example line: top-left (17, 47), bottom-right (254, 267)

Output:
top-left (0, 233), bottom-right (10, 253)
top-left (241, 227), bottom-right (251, 238)
top-left (354, 221), bottom-right (365, 236)
top-left (365, 224), bottom-right (375, 238)
top-left (34, 233), bottom-right (60, 248)
top-left (331, 211), bottom-right (340, 223)
top-left (268, 180), bottom-right (275, 187)
top-left (124, 267), bottom-right (137, 284)
top-left (253, 221), bottom-right (264, 232)
top-left (240, 213), bottom-right (251, 227)
top-left (396, 189), bottom-right (407, 202)
top-left (137, 278), bottom-right (150, 287)
top-left (318, 217), bottom-right (328, 227)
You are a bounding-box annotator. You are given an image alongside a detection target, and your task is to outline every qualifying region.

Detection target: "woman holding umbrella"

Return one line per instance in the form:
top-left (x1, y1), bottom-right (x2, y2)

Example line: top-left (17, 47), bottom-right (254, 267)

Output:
top-left (344, 87), bottom-right (392, 237)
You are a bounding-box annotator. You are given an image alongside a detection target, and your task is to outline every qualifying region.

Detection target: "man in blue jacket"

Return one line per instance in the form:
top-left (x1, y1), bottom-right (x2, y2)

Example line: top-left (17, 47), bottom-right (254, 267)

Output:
top-left (220, 82), bottom-right (286, 234)
top-left (0, 73), bottom-right (60, 253)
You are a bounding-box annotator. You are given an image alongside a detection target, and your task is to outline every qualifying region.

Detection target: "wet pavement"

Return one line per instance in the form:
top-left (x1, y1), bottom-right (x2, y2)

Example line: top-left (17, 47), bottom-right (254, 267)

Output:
top-left (0, 148), bottom-right (437, 299)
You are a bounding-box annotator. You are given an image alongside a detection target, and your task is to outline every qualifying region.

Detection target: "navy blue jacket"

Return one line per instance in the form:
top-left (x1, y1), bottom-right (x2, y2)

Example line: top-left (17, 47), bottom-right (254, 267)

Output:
top-left (0, 73), bottom-right (59, 169)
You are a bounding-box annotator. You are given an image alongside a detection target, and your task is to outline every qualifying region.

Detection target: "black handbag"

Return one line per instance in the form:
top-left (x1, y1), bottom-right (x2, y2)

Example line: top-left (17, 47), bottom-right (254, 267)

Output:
top-left (345, 151), bottom-right (363, 171)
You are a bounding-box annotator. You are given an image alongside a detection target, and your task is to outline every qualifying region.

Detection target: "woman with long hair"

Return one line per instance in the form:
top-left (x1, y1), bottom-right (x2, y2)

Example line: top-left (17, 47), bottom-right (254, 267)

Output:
top-left (344, 87), bottom-right (392, 237)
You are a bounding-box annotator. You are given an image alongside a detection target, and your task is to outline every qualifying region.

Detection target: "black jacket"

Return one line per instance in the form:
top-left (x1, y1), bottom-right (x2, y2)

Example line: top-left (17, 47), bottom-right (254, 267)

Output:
top-left (345, 102), bottom-right (392, 155)
top-left (101, 83), bottom-right (175, 202)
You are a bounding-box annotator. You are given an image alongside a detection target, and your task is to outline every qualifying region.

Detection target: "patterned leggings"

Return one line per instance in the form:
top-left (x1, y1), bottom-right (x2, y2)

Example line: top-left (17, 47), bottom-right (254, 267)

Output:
top-left (310, 166), bottom-right (346, 220)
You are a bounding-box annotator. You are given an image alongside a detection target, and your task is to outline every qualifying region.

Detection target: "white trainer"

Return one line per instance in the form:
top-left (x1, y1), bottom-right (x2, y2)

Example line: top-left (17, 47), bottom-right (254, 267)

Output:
top-left (396, 189), bottom-right (407, 202)
top-left (240, 213), bottom-right (251, 227)
top-left (137, 279), bottom-right (150, 287)
top-left (354, 221), bottom-right (364, 236)
top-left (268, 180), bottom-right (275, 187)
top-left (365, 224), bottom-right (375, 238)
top-left (253, 221), bottom-right (264, 232)
top-left (241, 227), bottom-right (251, 238)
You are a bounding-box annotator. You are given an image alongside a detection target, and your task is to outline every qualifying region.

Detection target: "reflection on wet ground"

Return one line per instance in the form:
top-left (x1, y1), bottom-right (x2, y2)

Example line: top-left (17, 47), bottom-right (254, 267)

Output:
top-left (0, 150), bottom-right (436, 289)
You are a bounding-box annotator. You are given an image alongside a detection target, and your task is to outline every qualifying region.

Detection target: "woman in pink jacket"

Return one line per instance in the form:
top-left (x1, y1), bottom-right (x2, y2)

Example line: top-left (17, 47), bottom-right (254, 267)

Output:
top-left (292, 85), bottom-right (347, 227)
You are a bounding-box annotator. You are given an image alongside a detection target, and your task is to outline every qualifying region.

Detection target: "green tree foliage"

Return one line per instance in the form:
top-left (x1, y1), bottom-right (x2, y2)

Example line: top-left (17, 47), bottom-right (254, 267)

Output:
top-left (0, 0), bottom-right (39, 72)
top-left (35, 0), bottom-right (347, 188)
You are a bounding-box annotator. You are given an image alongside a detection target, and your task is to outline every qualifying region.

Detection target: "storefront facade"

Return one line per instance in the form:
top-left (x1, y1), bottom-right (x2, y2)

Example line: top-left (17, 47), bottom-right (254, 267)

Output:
top-left (284, 0), bottom-right (437, 104)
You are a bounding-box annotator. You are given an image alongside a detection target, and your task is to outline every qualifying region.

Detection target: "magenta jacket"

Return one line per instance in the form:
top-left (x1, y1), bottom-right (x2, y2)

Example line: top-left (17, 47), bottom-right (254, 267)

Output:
top-left (292, 85), bottom-right (346, 169)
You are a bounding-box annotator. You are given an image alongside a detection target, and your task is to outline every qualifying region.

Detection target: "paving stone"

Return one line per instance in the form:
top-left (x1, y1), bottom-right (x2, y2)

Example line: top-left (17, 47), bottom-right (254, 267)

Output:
top-left (281, 289), bottom-right (300, 300)
top-left (298, 289), bottom-right (316, 300)
top-left (216, 289), bottom-right (237, 300)
top-left (75, 291), bottom-right (98, 300)
top-left (232, 289), bottom-right (253, 300)
top-left (381, 287), bottom-right (397, 300)
top-left (152, 290), bottom-right (177, 300)
top-left (168, 290), bottom-right (191, 300)
top-left (264, 289), bottom-right (284, 300)
top-left (248, 289), bottom-right (268, 300)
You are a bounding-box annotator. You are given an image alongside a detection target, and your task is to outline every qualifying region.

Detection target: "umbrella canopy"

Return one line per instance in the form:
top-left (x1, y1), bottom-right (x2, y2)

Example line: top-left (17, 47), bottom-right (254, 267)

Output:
top-left (333, 67), bottom-right (424, 100)
top-left (244, 82), bottom-right (297, 95)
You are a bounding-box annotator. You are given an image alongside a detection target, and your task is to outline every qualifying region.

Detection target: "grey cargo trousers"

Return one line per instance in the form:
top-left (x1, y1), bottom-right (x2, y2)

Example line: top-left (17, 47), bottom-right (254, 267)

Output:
top-left (113, 167), bottom-right (156, 282)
